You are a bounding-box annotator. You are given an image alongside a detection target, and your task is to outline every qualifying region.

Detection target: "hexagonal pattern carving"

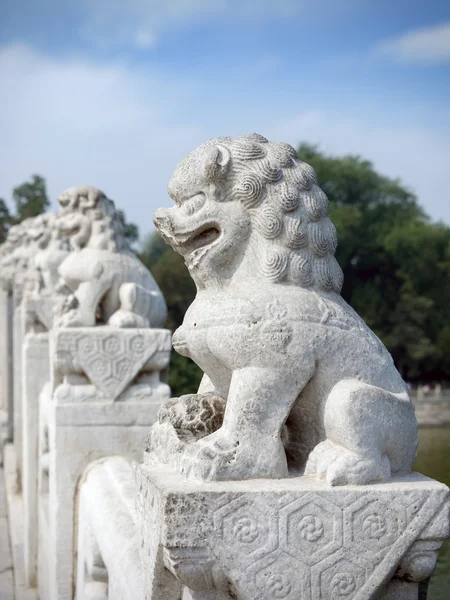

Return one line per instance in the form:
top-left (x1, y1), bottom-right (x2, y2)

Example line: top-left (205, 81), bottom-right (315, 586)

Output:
top-left (313, 552), bottom-right (366, 600)
top-left (280, 493), bottom-right (343, 566)
top-left (102, 334), bottom-right (123, 356)
top-left (89, 357), bottom-right (112, 380)
top-left (54, 328), bottom-right (171, 400)
top-left (214, 496), bottom-right (278, 564)
top-left (252, 552), bottom-right (309, 600)
top-left (77, 335), bottom-right (99, 359)
top-left (346, 498), bottom-right (407, 556)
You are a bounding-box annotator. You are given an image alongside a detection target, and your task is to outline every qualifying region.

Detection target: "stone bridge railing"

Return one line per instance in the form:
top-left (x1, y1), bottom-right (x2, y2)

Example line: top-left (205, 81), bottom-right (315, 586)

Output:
top-left (0, 136), bottom-right (449, 600)
top-left (0, 186), bottom-right (170, 600)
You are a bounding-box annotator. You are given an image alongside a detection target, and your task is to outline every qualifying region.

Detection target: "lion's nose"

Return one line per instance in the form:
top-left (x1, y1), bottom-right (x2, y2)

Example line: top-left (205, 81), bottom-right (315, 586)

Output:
top-left (153, 209), bottom-right (174, 239)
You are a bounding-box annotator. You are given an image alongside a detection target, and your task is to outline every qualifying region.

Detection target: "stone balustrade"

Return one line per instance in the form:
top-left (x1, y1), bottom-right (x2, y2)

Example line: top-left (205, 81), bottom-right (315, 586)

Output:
top-left (0, 186), bottom-right (170, 600)
top-left (0, 139), bottom-right (448, 600)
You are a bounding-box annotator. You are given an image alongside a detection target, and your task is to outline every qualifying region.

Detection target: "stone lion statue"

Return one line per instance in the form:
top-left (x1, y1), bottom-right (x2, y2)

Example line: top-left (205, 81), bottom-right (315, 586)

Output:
top-left (22, 212), bottom-right (70, 331)
top-left (151, 133), bottom-right (418, 486)
top-left (0, 216), bottom-right (51, 305)
top-left (54, 185), bottom-right (167, 328)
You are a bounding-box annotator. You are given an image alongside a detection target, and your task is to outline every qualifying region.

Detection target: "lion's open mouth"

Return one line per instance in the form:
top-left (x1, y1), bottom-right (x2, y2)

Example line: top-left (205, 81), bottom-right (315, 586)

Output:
top-left (178, 224), bottom-right (221, 255)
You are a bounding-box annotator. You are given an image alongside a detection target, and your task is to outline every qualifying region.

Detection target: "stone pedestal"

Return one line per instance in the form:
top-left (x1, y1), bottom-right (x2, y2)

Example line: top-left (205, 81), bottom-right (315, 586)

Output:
top-left (13, 301), bottom-right (24, 484)
top-left (0, 286), bottom-right (8, 414)
top-left (22, 332), bottom-right (50, 587)
top-left (41, 326), bottom-right (171, 600)
top-left (136, 461), bottom-right (449, 600)
top-left (6, 290), bottom-right (14, 443)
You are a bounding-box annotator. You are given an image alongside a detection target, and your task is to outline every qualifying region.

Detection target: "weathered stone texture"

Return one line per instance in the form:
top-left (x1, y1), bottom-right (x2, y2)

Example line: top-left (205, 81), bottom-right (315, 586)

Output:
top-left (136, 463), bottom-right (449, 600)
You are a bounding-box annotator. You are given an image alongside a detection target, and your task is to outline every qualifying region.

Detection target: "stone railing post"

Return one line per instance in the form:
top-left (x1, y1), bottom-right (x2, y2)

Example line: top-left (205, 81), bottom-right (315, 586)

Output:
top-left (12, 297), bottom-right (24, 487)
top-left (34, 185), bottom-right (170, 600)
top-left (0, 286), bottom-right (7, 416)
top-left (0, 285), bottom-right (14, 445)
top-left (41, 326), bottom-right (170, 600)
top-left (136, 134), bottom-right (450, 600)
top-left (22, 331), bottom-right (50, 587)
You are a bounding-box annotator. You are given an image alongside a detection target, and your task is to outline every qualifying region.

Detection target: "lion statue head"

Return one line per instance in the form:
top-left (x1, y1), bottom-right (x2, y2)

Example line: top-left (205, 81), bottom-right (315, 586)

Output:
top-left (0, 213), bottom-right (60, 301)
top-left (56, 185), bottom-right (128, 252)
top-left (154, 133), bottom-right (343, 293)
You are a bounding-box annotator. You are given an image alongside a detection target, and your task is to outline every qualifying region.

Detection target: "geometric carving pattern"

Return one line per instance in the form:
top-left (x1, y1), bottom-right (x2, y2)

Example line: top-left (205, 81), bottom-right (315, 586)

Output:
top-left (53, 327), bottom-right (171, 400)
top-left (279, 494), bottom-right (343, 566)
top-left (135, 466), bottom-right (450, 600)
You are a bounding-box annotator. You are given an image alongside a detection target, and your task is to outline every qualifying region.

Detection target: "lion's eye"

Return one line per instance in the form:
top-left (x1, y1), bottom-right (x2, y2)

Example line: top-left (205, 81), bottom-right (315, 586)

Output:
top-left (181, 193), bottom-right (206, 216)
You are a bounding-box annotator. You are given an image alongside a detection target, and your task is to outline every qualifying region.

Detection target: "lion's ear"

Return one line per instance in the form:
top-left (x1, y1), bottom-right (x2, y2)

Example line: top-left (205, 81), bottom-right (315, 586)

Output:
top-left (203, 144), bottom-right (231, 181)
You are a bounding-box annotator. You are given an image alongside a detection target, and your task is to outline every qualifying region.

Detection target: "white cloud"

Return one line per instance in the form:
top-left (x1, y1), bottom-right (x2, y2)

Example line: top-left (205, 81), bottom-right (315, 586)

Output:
top-left (374, 22), bottom-right (450, 64)
top-left (76, 0), bottom-right (342, 49)
top-left (0, 44), bottom-right (206, 237)
top-left (0, 43), bottom-right (449, 246)
top-left (134, 30), bottom-right (157, 49)
top-left (270, 110), bottom-right (450, 223)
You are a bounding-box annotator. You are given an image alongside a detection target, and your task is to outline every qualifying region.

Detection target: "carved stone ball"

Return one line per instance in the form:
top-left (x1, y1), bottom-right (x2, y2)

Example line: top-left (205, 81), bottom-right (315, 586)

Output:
top-left (158, 393), bottom-right (226, 439)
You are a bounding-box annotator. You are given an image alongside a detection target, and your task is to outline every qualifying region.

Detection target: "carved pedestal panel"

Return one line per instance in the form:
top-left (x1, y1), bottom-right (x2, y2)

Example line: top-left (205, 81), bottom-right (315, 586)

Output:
top-left (42, 327), bottom-right (171, 600)
top-left (136, 461), bottom-right (449, 600)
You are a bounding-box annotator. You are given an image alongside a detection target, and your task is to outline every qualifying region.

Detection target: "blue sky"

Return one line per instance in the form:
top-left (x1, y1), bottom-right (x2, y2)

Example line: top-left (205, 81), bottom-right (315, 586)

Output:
top-left (1, 0), bottom-right (449, 239)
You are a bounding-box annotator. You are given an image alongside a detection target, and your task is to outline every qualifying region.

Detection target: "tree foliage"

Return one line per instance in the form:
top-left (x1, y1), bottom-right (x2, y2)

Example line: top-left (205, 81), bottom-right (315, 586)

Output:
top-left (0, 199), bottom-right (12, 244)
top-left (117, 209), bottom-right (139, 247)
top-left (298, 143), bottom-right (450, 381)
top-left (142, 143), bottom-right (450, 396)
top-left (13, 175), bottom-right (50, 220)
top-left (139, 233), bottom-right (202, 396)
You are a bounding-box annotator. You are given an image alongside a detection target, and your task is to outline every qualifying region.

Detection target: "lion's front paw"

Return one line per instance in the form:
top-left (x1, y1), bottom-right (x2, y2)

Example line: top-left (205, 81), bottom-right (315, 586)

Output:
top-left (180, 429), bottom-right (288, 482)
top-left (180, 432), bottom-right (239, 482)
top-left (305, 440), bottom-right (391, 486)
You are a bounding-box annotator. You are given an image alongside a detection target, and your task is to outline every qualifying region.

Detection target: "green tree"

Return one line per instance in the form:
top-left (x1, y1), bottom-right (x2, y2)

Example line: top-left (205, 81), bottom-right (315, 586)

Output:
top-left (140, 233), bottom-right (202, 396)
top-left (117, 209), bottom-right (139, 247)
top-left (298, 143), bottom-right (450, 382)
top-left (0, 198), bottom-right (12, 244)
top-left (13, 174), bottom-right (49, 220)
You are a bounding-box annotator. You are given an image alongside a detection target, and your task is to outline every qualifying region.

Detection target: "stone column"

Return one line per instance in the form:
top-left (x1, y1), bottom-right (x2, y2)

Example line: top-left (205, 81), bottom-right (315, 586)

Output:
top-left (6, 290), bottom-right (14, 443)
top-left (13, 299), bottom-right (24, 485)
top-left (42, 326), bottom-right (171, 600)
top-left (22, 331), bottom-right (50, 587)
top-left (0, 286), bottom-right (7, 414)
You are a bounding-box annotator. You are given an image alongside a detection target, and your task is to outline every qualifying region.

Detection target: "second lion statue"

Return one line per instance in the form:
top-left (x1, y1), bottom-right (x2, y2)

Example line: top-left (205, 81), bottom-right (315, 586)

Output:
top-left (54, 186), bottom-right (167, 329)
top-left (151, 133), bottom-right (418, 486)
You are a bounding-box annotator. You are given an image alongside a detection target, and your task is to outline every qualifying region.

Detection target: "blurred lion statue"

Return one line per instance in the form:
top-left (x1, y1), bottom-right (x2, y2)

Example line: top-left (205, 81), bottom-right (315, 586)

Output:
top-left (55, 185), bottom-right (167, 329)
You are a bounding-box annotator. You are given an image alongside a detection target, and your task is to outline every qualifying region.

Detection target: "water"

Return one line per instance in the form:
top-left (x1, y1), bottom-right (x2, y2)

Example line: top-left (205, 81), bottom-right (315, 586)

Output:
top-left (413, 427), bottom-right (450, 600)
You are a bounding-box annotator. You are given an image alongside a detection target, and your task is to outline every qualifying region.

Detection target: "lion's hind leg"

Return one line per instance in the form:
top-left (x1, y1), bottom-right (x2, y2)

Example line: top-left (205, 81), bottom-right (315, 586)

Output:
top-left (305, 379), bottom-right (418, 486)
